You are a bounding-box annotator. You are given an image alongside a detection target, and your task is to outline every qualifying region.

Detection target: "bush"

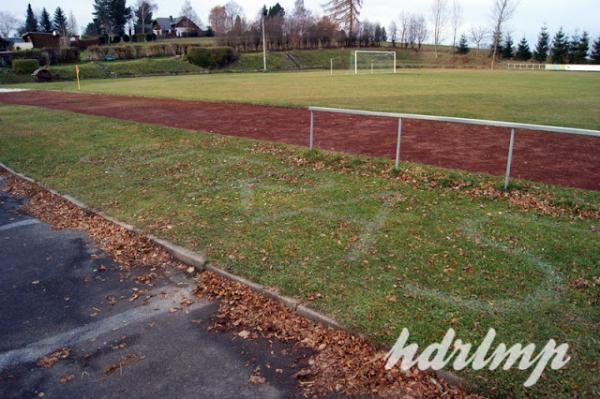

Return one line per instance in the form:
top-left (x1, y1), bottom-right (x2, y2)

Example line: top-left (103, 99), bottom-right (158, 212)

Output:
top-left (187, 47), bottom-right (238, 69)
top-left (12, 59), bottom-right (39, 74)
top-left (146, 33), bottom-right (157, 42)
top-left (122, 35), bottom-right (130, 43)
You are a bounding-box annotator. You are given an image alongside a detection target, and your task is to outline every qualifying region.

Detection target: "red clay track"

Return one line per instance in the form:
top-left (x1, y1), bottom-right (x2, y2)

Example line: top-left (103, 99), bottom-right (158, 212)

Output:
top-left (1, 90), bottom-right (599, 191)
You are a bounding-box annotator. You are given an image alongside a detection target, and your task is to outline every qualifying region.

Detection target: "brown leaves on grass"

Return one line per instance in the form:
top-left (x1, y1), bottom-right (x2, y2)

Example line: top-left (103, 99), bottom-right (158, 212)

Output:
top-left (195, 272), bottom-right (481, 399)
top-left (37, 348), bottom-right (70, 368)
top-left (103, 354), bottom-right (145, 376)
top-left (3, 176), bottom-right (184, 275)
top-left (58, 374), bottom-right (75, 384)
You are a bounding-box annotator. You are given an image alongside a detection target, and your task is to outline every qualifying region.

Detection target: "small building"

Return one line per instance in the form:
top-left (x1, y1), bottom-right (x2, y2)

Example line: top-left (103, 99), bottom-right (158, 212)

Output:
top-left (22, 32), bottom-right (60, 49)
top-left (153, 16), bottom-right (201, 37)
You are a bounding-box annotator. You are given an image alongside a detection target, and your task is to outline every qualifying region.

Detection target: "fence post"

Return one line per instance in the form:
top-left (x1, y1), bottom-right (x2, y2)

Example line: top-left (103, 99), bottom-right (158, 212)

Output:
top-left (504, 128), bottom-right (516, 190)
top-left (309, 110), bottom-right (314, 149)
top-left (395, 118), bottom-right (402, 170)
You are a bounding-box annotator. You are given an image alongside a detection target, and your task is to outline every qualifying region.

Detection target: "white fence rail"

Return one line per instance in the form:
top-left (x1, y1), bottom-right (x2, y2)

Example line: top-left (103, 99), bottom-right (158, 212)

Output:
top-left (308, 106), bottom-right (600, 189)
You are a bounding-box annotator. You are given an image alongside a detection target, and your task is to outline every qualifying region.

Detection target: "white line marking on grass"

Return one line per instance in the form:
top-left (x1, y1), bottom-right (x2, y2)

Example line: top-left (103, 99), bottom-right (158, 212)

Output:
top-left (0, 283), bottom-right (209, 371)
top-left (0, 89), bottom-right (29, 93)
top-left (401, 217), bottom-right (564, 313)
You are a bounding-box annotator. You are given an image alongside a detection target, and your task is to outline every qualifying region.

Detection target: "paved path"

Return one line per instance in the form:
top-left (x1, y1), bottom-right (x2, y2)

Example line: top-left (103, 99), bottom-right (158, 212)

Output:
top-left (0, 90), bottom-right (598, 191)
top-left (0, 182), bottom-right (309, 398)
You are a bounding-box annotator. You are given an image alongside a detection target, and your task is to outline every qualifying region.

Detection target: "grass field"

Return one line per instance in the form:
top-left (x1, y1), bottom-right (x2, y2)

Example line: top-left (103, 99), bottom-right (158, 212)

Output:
top-left (9, 69), bottom-right (600, 129)
top-left (1, 104), bottom-right (599, 397)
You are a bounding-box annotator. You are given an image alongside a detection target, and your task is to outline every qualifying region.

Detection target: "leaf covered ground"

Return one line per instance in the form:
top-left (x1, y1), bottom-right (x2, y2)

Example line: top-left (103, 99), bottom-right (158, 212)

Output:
top-left (0, 105), bottom-right (599, 397)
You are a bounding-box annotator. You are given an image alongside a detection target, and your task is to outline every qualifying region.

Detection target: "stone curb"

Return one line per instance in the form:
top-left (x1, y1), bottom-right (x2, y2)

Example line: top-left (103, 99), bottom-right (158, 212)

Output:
top-left (0, 162), bottom-right (467, 389)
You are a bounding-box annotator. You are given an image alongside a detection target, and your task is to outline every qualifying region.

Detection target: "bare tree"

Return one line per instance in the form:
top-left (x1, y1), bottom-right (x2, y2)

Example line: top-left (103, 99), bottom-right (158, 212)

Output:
top-left (224, 1), bottom-right (243, 32)
top-left (209, 6), bottom-right (227, 35)
top-left (408, 14), bottom-right (427, 51)
top-left (180, 0), bottom-right (203, 29)
top-left (388, 21), bottom-right (397, 47)
top-left (398, 11), bottom-right (410, 48)
top-left (324, 0), bottom-right (362, 41)
top-left (490, 0), bottom-right (517, 69)
top-left (430, 0), bottom-right (449, 59)
top-left (0, 11), bottom-right (20, 38)
top-left (134, 0), bottom-right (156, 34)
top-left (470, 25), bottom-right (488, 55)
top-left (450, 0), bottom-right (463, 48)
top-left (68, 11), bottom-right (79, 36)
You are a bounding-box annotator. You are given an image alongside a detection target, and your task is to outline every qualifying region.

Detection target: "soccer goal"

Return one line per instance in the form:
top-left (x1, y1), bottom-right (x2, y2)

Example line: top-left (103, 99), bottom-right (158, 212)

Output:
top-left (353, 50), bottom-right (397, 74)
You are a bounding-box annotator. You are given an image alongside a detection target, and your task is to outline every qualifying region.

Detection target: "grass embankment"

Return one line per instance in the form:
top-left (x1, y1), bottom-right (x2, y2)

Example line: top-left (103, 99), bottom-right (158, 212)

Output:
top-left (1, 104), bottom-right (599, 397)
top-left (0, 57), bottom-right (207, 84)
top-left (10, 70), bottom-right (600, 130)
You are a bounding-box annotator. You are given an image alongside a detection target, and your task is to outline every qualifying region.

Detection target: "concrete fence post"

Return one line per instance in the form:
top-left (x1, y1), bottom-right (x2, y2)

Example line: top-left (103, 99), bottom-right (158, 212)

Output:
top-left (504, 128), bottom-right (516, 190)
top-left (309, 110), bottom-right (314, 149)
top-left (395, 118), bottom-right (403, 170)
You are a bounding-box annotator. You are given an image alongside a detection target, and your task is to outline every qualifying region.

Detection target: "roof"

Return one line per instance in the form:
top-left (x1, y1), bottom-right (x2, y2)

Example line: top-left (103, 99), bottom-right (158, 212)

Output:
top-left (154, 17), bottom-right (199, 30)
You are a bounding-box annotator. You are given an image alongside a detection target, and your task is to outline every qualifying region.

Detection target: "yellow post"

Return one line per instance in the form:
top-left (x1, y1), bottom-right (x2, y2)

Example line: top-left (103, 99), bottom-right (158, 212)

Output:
top-left (75, 65), bottom-right (81, 90)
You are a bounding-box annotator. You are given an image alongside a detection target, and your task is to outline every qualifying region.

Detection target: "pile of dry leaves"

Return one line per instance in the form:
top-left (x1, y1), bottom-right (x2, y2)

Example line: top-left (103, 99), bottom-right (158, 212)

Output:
top-left (196, 272), bottom-right (481, 399)
top-left (3, 175), bottom-right (180, 273)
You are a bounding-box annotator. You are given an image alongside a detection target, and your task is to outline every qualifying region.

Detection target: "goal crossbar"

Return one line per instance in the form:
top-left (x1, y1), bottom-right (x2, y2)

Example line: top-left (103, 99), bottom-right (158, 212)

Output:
top-left (354, 50), bottom-right (397, 74)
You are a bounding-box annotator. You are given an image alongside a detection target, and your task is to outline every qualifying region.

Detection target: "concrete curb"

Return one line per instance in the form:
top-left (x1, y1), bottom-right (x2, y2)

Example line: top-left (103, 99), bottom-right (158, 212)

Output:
top-left (0, 162), bottom-right (467, 389)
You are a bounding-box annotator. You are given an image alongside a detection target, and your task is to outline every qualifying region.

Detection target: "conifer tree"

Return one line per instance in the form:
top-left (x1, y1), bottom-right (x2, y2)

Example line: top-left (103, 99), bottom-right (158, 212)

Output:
top-left (591, 36), bottom-right (600, 64)
top-left (24, 3), bottom-right (38, 32)
top-left (501, 33), bottom-right (513, 59)
top-left (53, 7), bottom-right (68, 35)
top-left (456, 34), bottom-right (469, 54)
top-left (40, 8), bottom-right (52, 32)
top-left (533, 25), bottom-right (550, 63)
top-left (515, 37), bottom-right (531, 60)
top-left (551, 27), bottom-right (569, 63)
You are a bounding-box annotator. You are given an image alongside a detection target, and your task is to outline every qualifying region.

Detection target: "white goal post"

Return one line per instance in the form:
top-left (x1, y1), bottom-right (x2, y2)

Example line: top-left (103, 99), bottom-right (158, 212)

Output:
top-left (354, 50), bottom-right (397, 74)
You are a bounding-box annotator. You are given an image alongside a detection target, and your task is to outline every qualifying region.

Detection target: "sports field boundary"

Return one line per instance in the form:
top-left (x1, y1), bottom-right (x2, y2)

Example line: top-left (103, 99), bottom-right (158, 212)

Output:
top-left (1, 90), bottom-right (598, 191)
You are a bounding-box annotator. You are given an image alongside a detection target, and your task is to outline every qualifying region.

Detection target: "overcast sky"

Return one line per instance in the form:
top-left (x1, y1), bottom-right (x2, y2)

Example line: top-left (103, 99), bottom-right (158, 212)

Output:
top-left (3, 0), bottom-right (599, 44)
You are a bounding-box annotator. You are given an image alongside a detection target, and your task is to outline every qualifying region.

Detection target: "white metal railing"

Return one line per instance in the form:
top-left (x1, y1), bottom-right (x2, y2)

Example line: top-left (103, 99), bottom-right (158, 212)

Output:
top-left (308, 106), bottom-right (600, 189)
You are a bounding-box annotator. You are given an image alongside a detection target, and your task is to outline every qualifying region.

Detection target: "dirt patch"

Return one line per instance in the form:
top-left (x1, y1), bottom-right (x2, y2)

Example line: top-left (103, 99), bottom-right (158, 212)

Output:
top-left (0, 91), bottom-right (598, 191)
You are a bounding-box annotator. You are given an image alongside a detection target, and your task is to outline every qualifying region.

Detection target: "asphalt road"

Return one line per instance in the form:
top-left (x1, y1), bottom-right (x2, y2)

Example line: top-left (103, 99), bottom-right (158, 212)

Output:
top-left (0, 180), bottom-right (310, 398)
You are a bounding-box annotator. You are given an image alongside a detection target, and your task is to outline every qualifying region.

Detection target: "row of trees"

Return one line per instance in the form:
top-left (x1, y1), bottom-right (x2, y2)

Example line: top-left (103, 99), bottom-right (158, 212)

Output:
top-left (212, 0), bottom-right (390, 51)
top-left (497, 28), bottom-right (598, 63)
top-left (0, 4), bottom-right (79, 37)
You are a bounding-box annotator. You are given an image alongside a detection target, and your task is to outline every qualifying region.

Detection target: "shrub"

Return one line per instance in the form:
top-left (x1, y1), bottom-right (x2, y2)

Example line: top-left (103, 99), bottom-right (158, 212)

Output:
top-left (146, 33), bottom-right (157, 42)
top-left (187, 47), bottom-right (238, 69)
top-left (12, 59), bottom-right (40, 74)
top-left (122, 35), bottom-right (130, 43)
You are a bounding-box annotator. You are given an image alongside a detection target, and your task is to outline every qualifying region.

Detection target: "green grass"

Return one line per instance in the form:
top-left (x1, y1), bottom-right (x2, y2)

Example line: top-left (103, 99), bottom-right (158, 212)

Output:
top-left (1, 104), bottom-right (599, 397)
top-left (8, 69), bottom-right (600, 130)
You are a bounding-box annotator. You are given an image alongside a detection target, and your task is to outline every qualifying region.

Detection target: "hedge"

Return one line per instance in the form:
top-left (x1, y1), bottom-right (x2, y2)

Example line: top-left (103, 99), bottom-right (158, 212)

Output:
top-left (8, 47), bottom-right (80, 65)
top-left (187, 47), bottom-right (238, 69)
top-left (87, 43), bottom-right (200, 61)
top-left (12, 59), bottom-right (39, 74)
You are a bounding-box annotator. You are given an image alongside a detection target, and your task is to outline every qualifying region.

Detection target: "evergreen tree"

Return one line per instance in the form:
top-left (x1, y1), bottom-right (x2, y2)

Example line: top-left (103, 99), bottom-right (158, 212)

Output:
top-left (572, 31), bottom-right (590, 63)
top-left (53, 7), bottom-right (68, 35)
top-left (24, 3), bottom-right (38, 32)
top-left (40, 8), bottom-right (52, 32)
top-left (110, 0), bottom-right (132, 36)
top-left (515, 37), bottom-right (532, 61)
top-left (501, 33), bottom-right (514, 59)
top-left (533, 25), bottom-right (550, 63)
top-left (551, 27), bottom-right (569, 63)
top-left (591, 36), bottom-right (600, 64)
top-left (456, 34), bottom-right (469, 55)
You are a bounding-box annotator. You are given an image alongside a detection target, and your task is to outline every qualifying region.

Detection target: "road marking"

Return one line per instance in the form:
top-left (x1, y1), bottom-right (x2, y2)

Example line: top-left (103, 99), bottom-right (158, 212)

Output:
top-left (0, 283), bottom-right (210, 371)
top-left (0, 219), bottom-right (40, 232)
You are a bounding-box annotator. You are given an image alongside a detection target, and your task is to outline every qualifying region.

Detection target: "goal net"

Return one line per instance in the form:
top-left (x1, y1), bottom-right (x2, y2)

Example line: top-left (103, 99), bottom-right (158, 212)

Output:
top-left (353, 51), bottom-right (397, 74)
